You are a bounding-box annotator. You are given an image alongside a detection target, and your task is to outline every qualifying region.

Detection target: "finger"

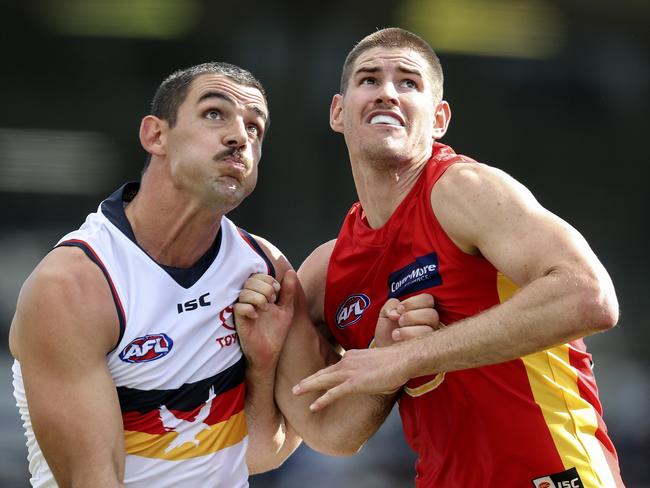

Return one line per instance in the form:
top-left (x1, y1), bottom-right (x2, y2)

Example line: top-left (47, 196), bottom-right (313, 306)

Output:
top-left (276, 269), bottom-right (298, 309)
top-left (392, 325), bottom-right (435, 341)
top-left (398, 308), bottom-right (440, 329)
top-left (379, 298), bottom-right (402, 319)
top-left (248, 273), bottom-right (281, 288)
top-left (292, 365), bottom-right (342, 395)
top-left (399, 293), bottom-right (435, 311)
top-left (242, 275), bottom-right (280, 302)
top-left (309, 383), bottom-right (350, 412)
top-left (238, 289), bottom-right (270, 310)
top-left (233, 302), bottom-right (258, 320)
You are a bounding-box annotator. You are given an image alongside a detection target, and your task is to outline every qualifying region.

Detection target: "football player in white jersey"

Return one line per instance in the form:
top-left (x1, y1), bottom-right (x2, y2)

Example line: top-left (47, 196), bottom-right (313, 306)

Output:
top-left (9, 62), bottom-right (301, 487)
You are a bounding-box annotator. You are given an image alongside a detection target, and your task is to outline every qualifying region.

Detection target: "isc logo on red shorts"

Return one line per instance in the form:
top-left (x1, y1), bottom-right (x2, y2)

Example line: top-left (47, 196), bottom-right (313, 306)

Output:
top-left (335, 294), bottom-right (370, 329)
top-left (119, 333), bottom-right (174, 363)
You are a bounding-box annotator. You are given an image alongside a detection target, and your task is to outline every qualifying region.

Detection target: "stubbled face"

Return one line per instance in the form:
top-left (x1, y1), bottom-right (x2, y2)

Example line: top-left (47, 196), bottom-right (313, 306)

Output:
top-left (331, 47), bottom-right (440, 167)
top-left (165, 74), bottom-right (268, 211)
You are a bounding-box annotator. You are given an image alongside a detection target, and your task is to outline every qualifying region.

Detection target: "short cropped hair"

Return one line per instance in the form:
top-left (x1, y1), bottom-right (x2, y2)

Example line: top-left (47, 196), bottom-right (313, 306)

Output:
top-left (150, 62), bottom-right (267, 128)
top-left (340, 28), bottom-right (443, 102)
top-left (142, 62), bottom-right (268, 172)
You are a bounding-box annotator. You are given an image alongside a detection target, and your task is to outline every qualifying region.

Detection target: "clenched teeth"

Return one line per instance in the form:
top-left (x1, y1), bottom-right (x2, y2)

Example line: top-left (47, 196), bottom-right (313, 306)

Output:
top-left (370, 114), bottom-right (403, 126)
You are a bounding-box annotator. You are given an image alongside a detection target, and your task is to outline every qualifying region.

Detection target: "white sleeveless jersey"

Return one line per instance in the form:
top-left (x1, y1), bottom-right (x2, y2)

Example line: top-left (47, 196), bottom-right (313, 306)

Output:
top-left (13, 183), bottom-right (274, 488)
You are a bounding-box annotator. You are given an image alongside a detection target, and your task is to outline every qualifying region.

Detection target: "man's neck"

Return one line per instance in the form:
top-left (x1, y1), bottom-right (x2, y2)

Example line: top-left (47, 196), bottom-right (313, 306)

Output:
top-left (124, 173), bottom-right (225, 268)
top-left (351, 152), bottom-right (431, 229)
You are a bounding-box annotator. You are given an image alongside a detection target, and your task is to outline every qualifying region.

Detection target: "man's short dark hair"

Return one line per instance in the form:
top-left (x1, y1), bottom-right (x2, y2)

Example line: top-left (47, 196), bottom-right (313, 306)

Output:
top-left (142, 62), bottom-right (268, 172)
top-left (151, 62), bottom-right (267, 128)
top-left (340, 27), bottom-right (443, 102)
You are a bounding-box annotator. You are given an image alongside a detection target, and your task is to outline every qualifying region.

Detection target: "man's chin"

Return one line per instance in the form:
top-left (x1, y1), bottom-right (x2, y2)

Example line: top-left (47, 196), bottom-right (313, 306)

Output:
top-left (361, 140), bottom-right (406, 160)
top-left (207, 181), bottom-right (247, 209)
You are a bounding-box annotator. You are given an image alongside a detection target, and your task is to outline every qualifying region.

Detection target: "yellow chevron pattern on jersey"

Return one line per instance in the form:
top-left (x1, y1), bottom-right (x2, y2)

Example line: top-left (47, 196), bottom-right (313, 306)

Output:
top-left (497, 271), bottom-right (616, 487)
top-left (124, 410), bottom-right (247, 460)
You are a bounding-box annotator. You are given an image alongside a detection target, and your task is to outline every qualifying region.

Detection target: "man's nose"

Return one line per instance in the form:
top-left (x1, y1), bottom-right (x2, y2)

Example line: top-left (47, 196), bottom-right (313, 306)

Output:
top-left (223, 119), bottom-right (247, 147)
top-left (375, 81), bottom-right (399, 105)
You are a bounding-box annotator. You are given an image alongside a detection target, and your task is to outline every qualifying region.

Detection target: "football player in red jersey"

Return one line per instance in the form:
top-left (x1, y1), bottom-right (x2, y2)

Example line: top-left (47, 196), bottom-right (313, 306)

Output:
top-left (237, 28), bottom-right (624, 487)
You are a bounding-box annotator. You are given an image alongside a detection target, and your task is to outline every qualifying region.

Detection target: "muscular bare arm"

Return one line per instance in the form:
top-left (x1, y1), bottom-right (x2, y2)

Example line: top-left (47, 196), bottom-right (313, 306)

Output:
top-left (237, 241), bottom-right (441, 455)
top-left (234, 235), bottom-right (301, 473)
top-left (9, 247), bottom-right (125, 487)
top-left (296, 162), bottom-right (618, 407)
top-left (413, 162), bottom-right (618, 369)
top-left (262, 242), bottom-right (399, 456)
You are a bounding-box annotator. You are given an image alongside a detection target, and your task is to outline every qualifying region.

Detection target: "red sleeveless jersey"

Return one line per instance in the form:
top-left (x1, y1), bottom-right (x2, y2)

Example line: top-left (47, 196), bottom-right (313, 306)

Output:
top-left (324, 143), bottom-right (623, 487)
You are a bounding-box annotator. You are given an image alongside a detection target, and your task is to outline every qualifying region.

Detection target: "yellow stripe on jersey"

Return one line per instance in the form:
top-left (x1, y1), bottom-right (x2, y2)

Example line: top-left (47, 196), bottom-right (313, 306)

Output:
top-left (124, 410), bottom-right (247, 460)
top-left (496, 271), bottom-right (519, 302)
top-left (497, 270), bottom-right (616, 486)
top-left (522, 348), bottom-right (616, 487)
top-left (404, 372), bottom-right (446, 397)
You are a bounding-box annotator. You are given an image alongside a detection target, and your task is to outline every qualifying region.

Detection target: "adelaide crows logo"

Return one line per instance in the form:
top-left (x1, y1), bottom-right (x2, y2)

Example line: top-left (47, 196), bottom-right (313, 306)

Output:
top-left (335, 294), bottom-right (370, 329)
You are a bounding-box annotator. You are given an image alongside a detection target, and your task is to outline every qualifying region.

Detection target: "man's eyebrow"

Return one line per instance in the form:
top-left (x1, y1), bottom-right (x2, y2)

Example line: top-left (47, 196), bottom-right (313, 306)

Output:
top-left (397, 66), bottom-right (423, 76)
top-left (354, 66), bottom-right (423, 77)
top-left (197, 91), bottom-right (267, 124)
top-left (354, 66), bottom-right (380, 76)
top-left (246, 105), bottom-right (268, 124)
top-left (197, 90), bottom-right (234, 105)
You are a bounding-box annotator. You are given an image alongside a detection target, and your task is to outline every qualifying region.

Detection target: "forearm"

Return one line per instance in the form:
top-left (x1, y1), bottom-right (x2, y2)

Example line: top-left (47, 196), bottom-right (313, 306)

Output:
top-left (276, 314), bottom-right (396, 456)
top-left (404, 268), bottom-right (618, 377)
top-left (245, 366), bottom-right (301, 473)
top-left (279, 369), bottom-right (396, 456)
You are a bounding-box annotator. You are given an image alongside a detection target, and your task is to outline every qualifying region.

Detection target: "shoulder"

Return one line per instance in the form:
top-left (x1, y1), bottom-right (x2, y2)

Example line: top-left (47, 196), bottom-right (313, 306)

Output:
top-left (435, 161), bottom-right (533, 201)
top-left (23, 246), bottom-right (116, 310)
top-left (244, 233), bottom-right (293, 281)
top-left (10, 246), bottom-right (121, 360)
top-left (431, 162), bottom-right (541, 252)
top-left (297, 239), bottom-right (337, 323)
top-left (298, 239), bottom-right (336, 285)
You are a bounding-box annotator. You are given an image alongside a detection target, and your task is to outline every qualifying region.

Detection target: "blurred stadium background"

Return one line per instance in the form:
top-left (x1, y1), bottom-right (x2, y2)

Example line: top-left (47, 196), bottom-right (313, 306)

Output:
top-left (1, 0), bottom-right (648, 486)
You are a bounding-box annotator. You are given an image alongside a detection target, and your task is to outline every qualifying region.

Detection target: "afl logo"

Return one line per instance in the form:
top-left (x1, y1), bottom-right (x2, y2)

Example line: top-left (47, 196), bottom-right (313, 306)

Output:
top-left (119, 333), bottom-right (174, 363)
top-left (335, 294), bottom-right (370, 329)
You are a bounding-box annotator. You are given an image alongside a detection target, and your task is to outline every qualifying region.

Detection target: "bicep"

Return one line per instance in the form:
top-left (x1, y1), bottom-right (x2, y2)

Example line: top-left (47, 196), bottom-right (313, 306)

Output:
top-left (297, 239), bottom-right (336, 326)
top-left (14, 251), bottom-right (125, 485)
top-left (435, 164), bottom-right (601, 286)
top-left (274, 243), bottom-right (340, 420)
top-left (22, 347), bottom-right (125, 484)
top-left (480, 200), bottom-right (594, 287)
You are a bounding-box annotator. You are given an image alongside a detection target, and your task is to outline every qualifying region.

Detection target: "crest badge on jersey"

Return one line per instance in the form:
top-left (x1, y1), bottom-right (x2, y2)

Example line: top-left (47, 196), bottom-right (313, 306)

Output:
top-left (335, 294), bottom-right (370, 329)
top-left (119, 333), bottom-right (174, 363)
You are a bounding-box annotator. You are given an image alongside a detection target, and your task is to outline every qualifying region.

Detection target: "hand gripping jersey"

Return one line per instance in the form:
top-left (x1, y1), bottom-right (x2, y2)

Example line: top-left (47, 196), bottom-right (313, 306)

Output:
top-left (324, 144), bottom-right (624, 488)
top-left (12, 183), bottom-right (274, 488)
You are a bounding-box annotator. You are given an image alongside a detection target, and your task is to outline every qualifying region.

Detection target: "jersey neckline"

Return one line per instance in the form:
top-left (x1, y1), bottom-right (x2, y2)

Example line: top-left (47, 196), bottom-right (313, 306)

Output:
top-left (100, 182), bottom-right (223, 289)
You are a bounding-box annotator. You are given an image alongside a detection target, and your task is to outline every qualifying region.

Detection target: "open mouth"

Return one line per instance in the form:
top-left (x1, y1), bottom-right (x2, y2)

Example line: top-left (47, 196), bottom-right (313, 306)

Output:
top-left (369, 113), bottom-right (404, 127)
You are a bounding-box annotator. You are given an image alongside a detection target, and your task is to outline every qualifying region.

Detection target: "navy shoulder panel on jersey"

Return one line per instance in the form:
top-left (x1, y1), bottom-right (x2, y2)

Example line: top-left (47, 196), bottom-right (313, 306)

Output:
top-left (237, 228), bottom-right (276, 278)
top-left (56, 239), bottom-right (127, 353)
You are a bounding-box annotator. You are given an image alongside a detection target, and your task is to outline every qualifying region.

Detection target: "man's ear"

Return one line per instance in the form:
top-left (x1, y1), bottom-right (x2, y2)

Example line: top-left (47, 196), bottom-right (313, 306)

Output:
top-left (139, 115), bottom-right (167, 158)
top-left (330, 94), bottom-right (344, 133)
top-left (432, 101), bottom-right (451, 140)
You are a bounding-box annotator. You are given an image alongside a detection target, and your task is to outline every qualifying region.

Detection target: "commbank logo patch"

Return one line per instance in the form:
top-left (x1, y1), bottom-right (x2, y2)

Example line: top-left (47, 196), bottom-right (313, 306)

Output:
top-left (119, 333), bottom-right (174, 363)
top-left (388, 252), bottom-right (442, 299)
top-left (532, 467), bottom-right (584, 488)
top-left (335, 294), bottom-right (370, 329)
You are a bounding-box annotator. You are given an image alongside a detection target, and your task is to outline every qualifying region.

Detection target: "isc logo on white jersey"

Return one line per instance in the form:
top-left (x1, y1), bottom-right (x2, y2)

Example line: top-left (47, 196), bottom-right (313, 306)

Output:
top-left (119, 333), bottom-right (174, 363)
top-left (335, 294), bottom-right (370, 329)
